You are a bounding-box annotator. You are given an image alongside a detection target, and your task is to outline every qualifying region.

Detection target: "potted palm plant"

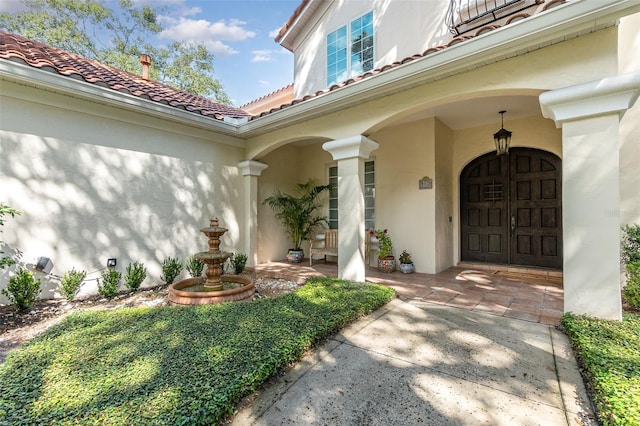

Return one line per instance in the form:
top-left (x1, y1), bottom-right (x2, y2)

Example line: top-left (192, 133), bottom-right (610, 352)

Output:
top-left (263, 179), bottom-right (331, 263)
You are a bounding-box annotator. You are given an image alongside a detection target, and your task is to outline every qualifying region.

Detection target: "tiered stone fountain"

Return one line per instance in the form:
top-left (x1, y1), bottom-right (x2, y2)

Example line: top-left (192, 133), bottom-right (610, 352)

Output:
top-left (168, 217), bottom-right (254, 305)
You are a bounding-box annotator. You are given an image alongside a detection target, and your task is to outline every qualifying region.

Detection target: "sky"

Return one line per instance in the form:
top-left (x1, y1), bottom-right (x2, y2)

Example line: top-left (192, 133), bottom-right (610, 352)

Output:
top-left (0, 0), bottom-right (298, 107)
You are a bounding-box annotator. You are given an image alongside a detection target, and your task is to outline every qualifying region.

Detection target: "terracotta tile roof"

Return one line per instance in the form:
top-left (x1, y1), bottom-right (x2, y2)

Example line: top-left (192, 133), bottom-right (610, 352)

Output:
top-left (0, 31), bottom-right (249, 121)
top-left (274, 0), bottom-right (310, 43)
top-left (240, 84), bottom-right (294, 115)
top-left (255, 0), bottom-right (562, 120)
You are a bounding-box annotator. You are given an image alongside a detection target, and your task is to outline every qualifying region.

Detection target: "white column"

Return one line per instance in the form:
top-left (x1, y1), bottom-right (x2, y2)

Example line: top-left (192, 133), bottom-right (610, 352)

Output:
top-left (322, 135), bottom-right (379, 281)
top-left (238, 160), bottom-right (268, 267)
top-left (540, 72), bottom-right (640, 320)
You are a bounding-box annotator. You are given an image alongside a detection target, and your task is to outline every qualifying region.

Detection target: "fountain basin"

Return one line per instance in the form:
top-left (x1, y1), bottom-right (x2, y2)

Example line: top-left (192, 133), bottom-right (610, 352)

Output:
top-left (168, 276), bottom-right (254, 305)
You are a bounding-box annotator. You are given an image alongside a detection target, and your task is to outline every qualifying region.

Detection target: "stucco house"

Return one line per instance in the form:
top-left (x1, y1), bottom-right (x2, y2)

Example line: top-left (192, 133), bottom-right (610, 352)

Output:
top-left (1, 0), bottom-right (639, 320)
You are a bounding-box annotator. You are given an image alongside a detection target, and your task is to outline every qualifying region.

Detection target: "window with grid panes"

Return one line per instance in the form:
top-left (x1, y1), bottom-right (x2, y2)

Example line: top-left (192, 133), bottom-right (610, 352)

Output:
top-left (327, 161), bottom-right (375, 230)
top-left (327, 11), bottom-right (374, 86)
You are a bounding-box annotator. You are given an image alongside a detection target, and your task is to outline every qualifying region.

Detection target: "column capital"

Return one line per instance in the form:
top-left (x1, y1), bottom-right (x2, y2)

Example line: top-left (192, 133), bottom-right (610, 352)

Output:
top-left (238, 160), bottom-right (268, 176)
top-left (540, 72), bottom-right (640, 127)
top-left (322, 135), bottom-right (379, 161)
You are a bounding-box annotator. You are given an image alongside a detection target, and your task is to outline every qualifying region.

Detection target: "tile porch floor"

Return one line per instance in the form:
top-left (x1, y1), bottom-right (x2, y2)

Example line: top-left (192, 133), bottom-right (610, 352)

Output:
top-left (249, 261), bottom-right (564, 326)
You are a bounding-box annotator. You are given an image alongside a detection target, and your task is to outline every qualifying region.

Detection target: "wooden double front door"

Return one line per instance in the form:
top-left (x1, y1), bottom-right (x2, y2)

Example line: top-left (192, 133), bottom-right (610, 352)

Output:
top-left (460, 148), bottom-right (562, 269)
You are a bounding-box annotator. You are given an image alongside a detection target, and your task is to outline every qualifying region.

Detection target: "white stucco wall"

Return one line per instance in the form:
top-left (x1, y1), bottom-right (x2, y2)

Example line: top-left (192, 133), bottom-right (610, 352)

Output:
top-left (369, 119), bottom-right (436, 273)
top-left (256, 145), bottom-right (301, 263)
top-left (257, 142), bottom-right (334, 263)
top-left (435, 118), bottom-right (455, 272)
top-left (292, 0), bottom-right (452, 98)
top-left (619, 12), bottom-right (640, 226)
top-left (0, 83), bottom-right (246, 302)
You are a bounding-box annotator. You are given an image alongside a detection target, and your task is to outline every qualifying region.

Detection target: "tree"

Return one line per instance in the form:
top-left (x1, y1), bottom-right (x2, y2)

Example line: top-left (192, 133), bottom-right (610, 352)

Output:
top-left (0, 0), bottom-right (230, 102)
top-left (351, 31), bottom-right (374, 75)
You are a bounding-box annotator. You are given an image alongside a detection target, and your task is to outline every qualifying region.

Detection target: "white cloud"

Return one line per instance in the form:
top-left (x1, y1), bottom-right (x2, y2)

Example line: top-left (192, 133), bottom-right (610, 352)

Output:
top-left (251, 49), bottom-right (273, 63)
top-left (269, 27), bottom-right (282, 39)
top-left (133, 0), bottom-right (199, 17)
top-left (259, 80), bottom-right (270, 86)
top-left (207, 41), bottom-right (239, 56)
top-left (160, 17), bottom-right (256, 41)
top-left (133, 0), bottom-right (185, 6)
top-left (181, 6), bottom-right (201, 16)
top-left (158, 17), bottom-right (256, 56)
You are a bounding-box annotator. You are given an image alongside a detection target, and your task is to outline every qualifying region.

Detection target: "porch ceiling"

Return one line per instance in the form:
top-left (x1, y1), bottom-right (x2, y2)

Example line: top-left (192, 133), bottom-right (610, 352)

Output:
top-left (391, 94), bottom-right (542, 130)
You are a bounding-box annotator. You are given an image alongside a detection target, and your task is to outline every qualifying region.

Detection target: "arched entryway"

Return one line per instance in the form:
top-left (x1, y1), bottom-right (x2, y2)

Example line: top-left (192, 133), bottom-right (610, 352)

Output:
top-left (460, 148), bottom-right (562, 269)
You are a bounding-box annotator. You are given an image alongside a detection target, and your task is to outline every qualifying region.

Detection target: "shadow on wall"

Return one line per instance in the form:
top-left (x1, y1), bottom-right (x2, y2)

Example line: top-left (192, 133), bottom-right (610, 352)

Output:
top-left (0, 133), bottom-right (243, 302)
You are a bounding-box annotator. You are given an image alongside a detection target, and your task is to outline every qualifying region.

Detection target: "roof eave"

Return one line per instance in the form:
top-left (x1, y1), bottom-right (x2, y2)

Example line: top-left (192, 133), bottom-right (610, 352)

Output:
top-left (242, 0), bottom-right (640, 137)
top-left (276, 0), bottom-right (326, 52)
top-left (0, 59), bottom-right (244, 144)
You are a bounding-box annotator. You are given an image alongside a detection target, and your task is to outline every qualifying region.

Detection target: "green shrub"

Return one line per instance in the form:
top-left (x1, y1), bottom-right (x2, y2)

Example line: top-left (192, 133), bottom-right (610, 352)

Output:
top-left (0, 278), bottom-right (395, 424)
top-left (623, 261), bottom-right (640, 310)
top-left (562, 312), bottom-right (640, 426)
top-left (622, 224), bottom-right (640, 265)
top-left (185, 255), bottom-right (204, 278)
top-left (124, 262), bottom-right (146, 291)
top-left (160, 257), bottom-right (182, 284)
top-left (231, 252), bottom-right (248, 275)
top-left (98, 269), bottom-right (121, 298)
top-left (1, 267), bottom-right (41, 311)
top-left (59, 268), bottom-right (87, 300)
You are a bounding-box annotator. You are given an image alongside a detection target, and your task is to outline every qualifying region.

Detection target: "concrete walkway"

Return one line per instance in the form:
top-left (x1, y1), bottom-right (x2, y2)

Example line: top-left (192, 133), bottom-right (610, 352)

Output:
top-left (233, 298), bottom-right (596, 425)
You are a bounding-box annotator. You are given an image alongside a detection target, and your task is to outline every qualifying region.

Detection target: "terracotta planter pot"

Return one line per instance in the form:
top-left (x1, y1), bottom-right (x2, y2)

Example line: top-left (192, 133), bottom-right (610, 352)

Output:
top-left (377, 257), bottom-right (396, 273)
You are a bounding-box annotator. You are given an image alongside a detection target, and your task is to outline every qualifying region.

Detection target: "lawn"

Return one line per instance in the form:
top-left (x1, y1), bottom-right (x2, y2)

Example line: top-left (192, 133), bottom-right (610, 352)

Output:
top-left (562, 312), bottom-right (640, 426)
top-left (0, 278), bottom-right (395, 425)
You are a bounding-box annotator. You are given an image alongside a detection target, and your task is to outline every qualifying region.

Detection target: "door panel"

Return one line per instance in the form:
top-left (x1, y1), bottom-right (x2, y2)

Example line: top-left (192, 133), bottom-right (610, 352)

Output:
top-left (510, 150), bottom-right (562, 268)
top-left (460, 148), bottom-right (562, 269)
top-left (460, 155), bottom-right (509, 264)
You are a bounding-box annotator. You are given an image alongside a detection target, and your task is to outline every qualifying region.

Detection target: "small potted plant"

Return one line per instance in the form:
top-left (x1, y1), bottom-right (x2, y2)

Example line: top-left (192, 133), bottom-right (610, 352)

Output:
top-left (370, 228), bottom-right (395, 272)
top-left (398, 250), bottom-right (415, 274)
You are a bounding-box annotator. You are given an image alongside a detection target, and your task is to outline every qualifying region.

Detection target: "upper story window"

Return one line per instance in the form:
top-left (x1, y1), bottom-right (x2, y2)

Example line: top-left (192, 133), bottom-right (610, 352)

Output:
top-left (327, 11), bottom-right (374, 86)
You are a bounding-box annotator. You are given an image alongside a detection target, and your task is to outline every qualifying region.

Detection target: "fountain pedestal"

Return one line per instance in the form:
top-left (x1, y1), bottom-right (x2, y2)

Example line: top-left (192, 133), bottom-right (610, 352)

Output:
top-left (197, 217), bottom-right (231, 292)
top-left (167, 217), bottom-right (254, 305)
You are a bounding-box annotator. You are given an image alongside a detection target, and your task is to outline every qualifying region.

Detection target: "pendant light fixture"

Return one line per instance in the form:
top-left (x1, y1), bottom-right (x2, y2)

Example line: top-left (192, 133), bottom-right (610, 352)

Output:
top-left (493, 110), bottom-right (512, 155)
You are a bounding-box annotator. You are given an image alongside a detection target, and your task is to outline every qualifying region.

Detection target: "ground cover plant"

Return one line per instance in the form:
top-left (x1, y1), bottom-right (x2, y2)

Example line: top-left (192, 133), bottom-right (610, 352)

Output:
top-left (622, 224), bottom-right (640, 310)
top-left (0, 278), bottom-right (394, 424)
top-left (562, 312), bottom-right (640, 425)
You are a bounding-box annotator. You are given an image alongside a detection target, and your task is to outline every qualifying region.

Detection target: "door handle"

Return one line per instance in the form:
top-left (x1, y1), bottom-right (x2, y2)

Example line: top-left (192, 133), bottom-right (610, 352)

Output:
top-left (511, 216), bottom-right (516, 233)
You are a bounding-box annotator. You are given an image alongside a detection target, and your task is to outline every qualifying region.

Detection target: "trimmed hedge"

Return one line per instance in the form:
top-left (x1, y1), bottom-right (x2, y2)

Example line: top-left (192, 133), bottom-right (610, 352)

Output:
top-left (0, 278), bottom-right (394, 425)
top-left (562, 312), bottom-right (640, 426)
